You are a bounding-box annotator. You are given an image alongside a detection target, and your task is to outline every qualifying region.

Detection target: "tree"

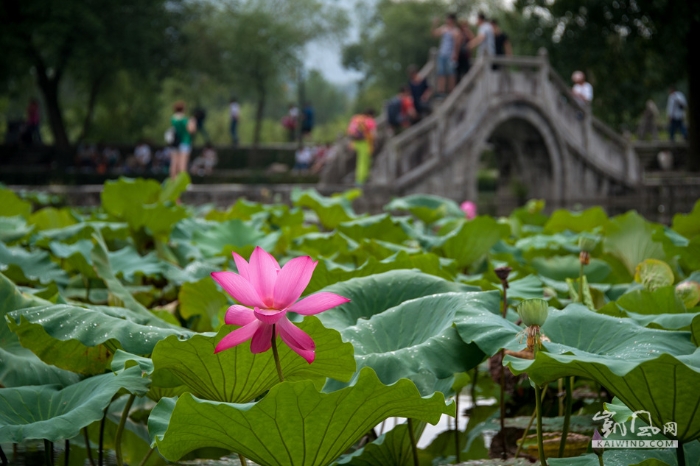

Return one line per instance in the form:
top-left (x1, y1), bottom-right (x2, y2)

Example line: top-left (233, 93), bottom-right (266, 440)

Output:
top-left (0, 0), bottom-right (182, 151)
top-left (192, 0), bottom-right (348, 147)
top-left (511, 0), bottom-right (699, 170)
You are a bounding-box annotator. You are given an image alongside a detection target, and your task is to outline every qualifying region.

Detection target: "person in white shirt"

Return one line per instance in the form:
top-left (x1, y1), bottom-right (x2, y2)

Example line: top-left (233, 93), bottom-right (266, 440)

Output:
top-left (229, 97), bottom-right (240, 146)
top-left (571, 71), bottom-right (593, 106)
top-left (666, 86), bottom-right (688, 142)
top-left (468, 13), bottom-right (495, 59)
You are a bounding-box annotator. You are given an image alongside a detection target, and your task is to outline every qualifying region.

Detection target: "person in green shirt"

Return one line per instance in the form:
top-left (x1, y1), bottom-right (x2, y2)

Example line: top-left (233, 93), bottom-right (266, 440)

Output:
top-left (170, 101), bottom-right (196, 179)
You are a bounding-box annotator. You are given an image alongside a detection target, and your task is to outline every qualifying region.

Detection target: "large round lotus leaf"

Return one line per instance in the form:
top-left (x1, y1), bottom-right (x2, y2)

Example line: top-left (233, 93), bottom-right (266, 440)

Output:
top-left (543, 206), bottom-right (608, 234)
top-left (326, 291), bottom-right (499, 396)
top-left (0, 366), bottom-right (149, 443)
top-left (0, 241), bottom-right (69, 286)
top-left (434, 217), bottom-right (510, 270)
top-left (384, 194), bottom-right (464, 224)
top-left (291, 188), bottom-right (359, 229)
top-left (334, 422), bottom-right (426, 466)
top-left (337, 214), bottom-right (409, 244)
top-left (548, 446), bottom-right (700, 466)
top-left (304, 252), bottom-right (454, 294)
top-left (151, 316), bottom-right (355, 403)
top-left (148, 367), bottom-right (454, 466)
top-left (599, 286), bottom-right (688, 317)
top-left (0, 273), bottom-right (79, 387)
top-left (317, 269), bottom-right (477, 331)
top-left (604, 211), bottom-right (666, 276)
top-left (7, 302), bottom-right (190, 375)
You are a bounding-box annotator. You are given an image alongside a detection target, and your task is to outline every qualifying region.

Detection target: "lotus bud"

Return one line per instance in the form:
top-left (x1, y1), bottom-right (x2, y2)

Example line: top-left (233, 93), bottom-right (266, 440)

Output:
top-left (516, 299), bottom-right (549, 328)
top-left (578, 234), bottom-right (599, 254)
top-left (592, 429), bottom-right (604, 456)
top-left (676, 281), bottom-right (700, 309)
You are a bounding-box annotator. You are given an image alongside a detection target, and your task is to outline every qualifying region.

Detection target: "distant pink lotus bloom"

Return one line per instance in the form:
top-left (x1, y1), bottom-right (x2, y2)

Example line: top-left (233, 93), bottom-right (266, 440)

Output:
top-left (211, 247), bottom-right (350, 363)
top-left (460, 201), bottom-right (477, 220)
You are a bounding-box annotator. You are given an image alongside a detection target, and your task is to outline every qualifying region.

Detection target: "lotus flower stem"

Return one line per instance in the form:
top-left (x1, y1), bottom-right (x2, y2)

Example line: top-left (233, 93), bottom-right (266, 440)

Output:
top-left (64, 440), bottom-right (70, 465)
top-left (499, 353), bottom-right (507, 459)
top-left (271, 325), bottom-right (284, 383)
top-left (597, 453), bottom-right (605, 466)
top-left (534, 384), bottom-right (547, 466)
top-left (138, 448), bottom-right (155, 466)
top-left (237, 453), bottom-right (249, 466)
top-left (470, 367), bottom-right (478, 407)
top-left (0, 445), bottom-right (7, 466)
top-left (83, 428), bottom-right (96, 466)
top-left (44, 439), bottom-right (53, 466)
top-left (677, 442), bottom-right (686, 466)
top-left (407, 418), bottom-right (420, 466)
top-left (515, 385), bottom-right (548, 459)
top-left (454, 393), bottom-right (460, 463)
top-left (579, 260), bottom-right (584, 302)
top-left (115, 394), bottom-right (136, 466)
top-left (98, 408), bottom-right (107, 466)
top-left (558, 376), bottom-right (573, 458)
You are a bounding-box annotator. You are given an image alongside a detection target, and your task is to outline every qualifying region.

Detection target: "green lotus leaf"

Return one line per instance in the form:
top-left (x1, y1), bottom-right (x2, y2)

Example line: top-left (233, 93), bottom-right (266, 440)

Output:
top-left (599, 286), bottom-right (688, 317)
top-left (384, 194), bottom-right (464, 224)
top-left (604, 211), bottom-right (666, 276)
top-left (0, 366), bottom-right (149, 443)
top-left (7, 302), bottom-right (190, 375)
top-left (548, 450), bottom-right (693, 466)
top-left (543, 206), bottom-right (608, 234)
top-left (102, 177), bottom-right (162, 217)
top-left (0, 188), bottom-right (32, 218)
top-left (0, 216), bottom-right (34, 243)
top-left (434, 217), bottom-right (510, 270)
top-left (206, 198), bottom-right (268, 222)
top-left (91, 232), bottom-right (154, 316)
top-left (291, 188), bottom-right (360, 229)
top-left (316, 270), bottom-right (477, 331)
top-left (672, 199), bottom-right (700, 239)
top-left (514, 231), bottom-right (580, 254)
top-left (28, 207), bottom-right (78, 230)
top-left (326, 292), bottom-right (499, 396)
top-left (0, 241), bottom-right (69, 286)
top-left (159, 172), bottom-right (190, 203)
top-left (148, 367), bottom-right (454, 465)
top-left (151, 315), bottom-right (355, 402)
top-left (334, 422), bottom-right (425, 466)
top-left (304, 251), bottom-right (454, 295)
top-left (621, 311), bottom-right (700, 333)
top-left (108, 246), bottom-right (167, 282)
top-left (191, 218), bottom-right (277, 258)
top-left (0, 273), bottom-right (79, 387)
top-left (32, 221), bottom-right (129, 248)
top-left (530, 254), bottom-right (611, 282)
top-left (49, 239), bottom-right (95, 278)
top-left (178, 276), bottom-right (229, 331)
top-left (337, 214), bottom-right (409, 244)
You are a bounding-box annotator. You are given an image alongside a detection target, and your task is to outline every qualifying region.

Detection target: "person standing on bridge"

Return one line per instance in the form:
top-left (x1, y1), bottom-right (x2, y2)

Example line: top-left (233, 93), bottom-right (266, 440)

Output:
top-left (666, 86), bottom-right (688, 142)
top-left (432, 13), bottom-right (461, 94)
top-left (468, 13), bottom-right (495, 59)
top-left (571, 71), bottom-right (593, 106)
top-left (347, 109), bottom-right (377, 186)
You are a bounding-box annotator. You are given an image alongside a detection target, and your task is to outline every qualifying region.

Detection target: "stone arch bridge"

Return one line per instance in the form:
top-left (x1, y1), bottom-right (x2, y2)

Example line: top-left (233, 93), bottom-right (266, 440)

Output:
top-left (320, 51), bottom-right (689, 213)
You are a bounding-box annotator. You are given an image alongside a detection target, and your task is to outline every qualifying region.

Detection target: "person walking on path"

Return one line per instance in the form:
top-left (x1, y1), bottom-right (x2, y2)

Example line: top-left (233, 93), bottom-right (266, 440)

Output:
top-left (229, 97), bottom-right (240, 146)
top-left (169, 101), bottom-right (196, 179)
top-left (492, 20), bottom-right (512, 57)
top-left (468, 13), bottom-right (495, 59)
top-left (347, 109), bottom-right (377, 185)
top-left (302, 102), bottom-right (315, 138)
top-left (667, 86), bottom-right (688, 141)
top-left (432, 13), bottom-right (461, 94)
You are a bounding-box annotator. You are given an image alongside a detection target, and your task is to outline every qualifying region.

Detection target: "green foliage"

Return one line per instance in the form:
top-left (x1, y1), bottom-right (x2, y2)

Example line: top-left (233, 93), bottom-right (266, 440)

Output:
top-left (149, 368), bottom-right (454, 465)
top-left (0, 366), bottom-right (149, 443)
top-left (151, 316), bottom-right (355, 403)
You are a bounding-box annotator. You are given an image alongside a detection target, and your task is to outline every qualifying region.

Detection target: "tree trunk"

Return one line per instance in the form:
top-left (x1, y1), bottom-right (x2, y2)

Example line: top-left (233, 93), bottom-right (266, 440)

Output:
top-left (76, 74), bottom-right (105, 144)
top-left (687, 14), bottom-right (699, 171)
top-left (35, 70), bottom-right (70, 153)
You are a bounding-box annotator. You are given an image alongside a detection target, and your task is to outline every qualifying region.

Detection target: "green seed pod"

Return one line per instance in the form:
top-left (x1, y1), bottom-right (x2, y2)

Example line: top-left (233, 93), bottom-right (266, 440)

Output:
top-left (578, 234), bottom-right (599, 253)
top-left (676, 281), bottom-right (700, 309)
top-left (517, 299), bottom-right (549, 327)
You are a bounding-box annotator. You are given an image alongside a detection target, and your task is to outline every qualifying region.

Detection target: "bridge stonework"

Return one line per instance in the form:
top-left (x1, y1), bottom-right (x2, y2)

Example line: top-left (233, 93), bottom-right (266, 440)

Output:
top-left (321, 51), bottom-right (696, 217)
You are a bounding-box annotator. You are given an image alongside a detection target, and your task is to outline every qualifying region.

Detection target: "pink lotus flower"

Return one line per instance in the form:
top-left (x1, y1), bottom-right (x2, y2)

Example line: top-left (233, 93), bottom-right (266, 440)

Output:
top-left (211, 247), bottom-right (350, 363)
top-left (460, 201), bottom-right (477, 220)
